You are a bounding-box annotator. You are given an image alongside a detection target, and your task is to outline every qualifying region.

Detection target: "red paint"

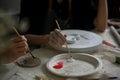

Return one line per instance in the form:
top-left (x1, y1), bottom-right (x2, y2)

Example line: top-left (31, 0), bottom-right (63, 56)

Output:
top-left (53, 61), bottom-right (64, 69)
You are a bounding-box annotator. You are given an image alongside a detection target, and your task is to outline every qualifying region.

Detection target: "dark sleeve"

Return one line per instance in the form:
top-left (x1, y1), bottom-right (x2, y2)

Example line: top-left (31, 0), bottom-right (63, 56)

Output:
top-left (92, 0), bottom-right (98, 14)
top-left (19, 0), bottom-right (51, 35)
top-left (19, 0), bottom-right (29, 20)
top-left (70, 0), bottom-right (98, 30)
top-left (108, 0), bottom-right (120, 19)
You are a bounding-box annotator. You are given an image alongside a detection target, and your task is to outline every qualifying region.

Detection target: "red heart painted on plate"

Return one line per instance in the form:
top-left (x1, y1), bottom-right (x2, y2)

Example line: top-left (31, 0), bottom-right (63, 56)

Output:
top-left (53, 61), bottom-right (63, 69)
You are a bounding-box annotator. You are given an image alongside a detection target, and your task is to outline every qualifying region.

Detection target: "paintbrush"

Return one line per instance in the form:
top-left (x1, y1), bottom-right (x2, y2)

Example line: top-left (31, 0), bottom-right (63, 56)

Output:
top-left (12, 26), bottom-right (36, 59)
top-left (55, 19), bottom-right (75, 62)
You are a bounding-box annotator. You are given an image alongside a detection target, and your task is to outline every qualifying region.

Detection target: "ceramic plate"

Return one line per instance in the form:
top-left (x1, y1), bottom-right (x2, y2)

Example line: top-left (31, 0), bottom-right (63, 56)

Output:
top-left (46, 53), bottom-right (102, 77)
top-left (16, 54), bottom-right (40, 67)
top-left (54, 30), bottom-right (103, 53)
top-left (108, 19), bottom-right (120, 26)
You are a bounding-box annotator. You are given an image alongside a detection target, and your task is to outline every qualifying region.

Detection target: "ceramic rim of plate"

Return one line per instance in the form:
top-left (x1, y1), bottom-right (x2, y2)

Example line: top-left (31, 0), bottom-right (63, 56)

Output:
top-left (46, 53), bottom-right (102, 77)
top-left (61, 30), bottom-right (103, 48)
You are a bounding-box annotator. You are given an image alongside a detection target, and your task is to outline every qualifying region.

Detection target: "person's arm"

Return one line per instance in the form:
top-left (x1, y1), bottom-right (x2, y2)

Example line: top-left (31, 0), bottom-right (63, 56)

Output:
top-left (25, 34), bottom-right (49, 46)
top-left (94, 0), bottom-right (108, 32)
top-left (25, 29), bottom-right (66, 47)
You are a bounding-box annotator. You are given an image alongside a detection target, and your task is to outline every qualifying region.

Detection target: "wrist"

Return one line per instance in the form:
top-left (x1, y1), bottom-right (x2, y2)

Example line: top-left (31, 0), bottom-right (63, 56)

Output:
top-left (42, 34), bottom-right (50, 46)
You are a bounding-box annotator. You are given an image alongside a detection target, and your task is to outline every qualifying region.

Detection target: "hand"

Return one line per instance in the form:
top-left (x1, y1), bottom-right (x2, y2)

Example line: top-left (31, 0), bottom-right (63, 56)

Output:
top-left (5, 35), bottom-right (28, 61)
top-left (47, 29), bottom-right (66, 48)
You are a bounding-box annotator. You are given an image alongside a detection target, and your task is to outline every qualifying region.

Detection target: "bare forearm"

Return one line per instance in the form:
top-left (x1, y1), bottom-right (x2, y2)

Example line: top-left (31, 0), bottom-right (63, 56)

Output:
top-left (25, 34), bottom-right (49, 45)
top-left (94, 0), bottom-right (108, 32)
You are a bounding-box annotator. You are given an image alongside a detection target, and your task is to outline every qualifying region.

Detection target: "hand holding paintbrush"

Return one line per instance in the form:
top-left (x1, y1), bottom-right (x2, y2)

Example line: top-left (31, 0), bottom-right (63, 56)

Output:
top-left (55, 19), bottom-right (75, 62)
top-left (55, 20), bottom-right (68, 47)
top-left (12, 26), bottom-right (36, 59)
top-left (13, 26), bottom-right (41, 67)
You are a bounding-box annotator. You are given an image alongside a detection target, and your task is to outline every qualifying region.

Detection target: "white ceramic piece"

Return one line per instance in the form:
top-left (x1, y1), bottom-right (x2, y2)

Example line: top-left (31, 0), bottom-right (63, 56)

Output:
top-left (54, 30), bottom-right (103, 53)
top-left (46, 53), bottom-right (102, 77)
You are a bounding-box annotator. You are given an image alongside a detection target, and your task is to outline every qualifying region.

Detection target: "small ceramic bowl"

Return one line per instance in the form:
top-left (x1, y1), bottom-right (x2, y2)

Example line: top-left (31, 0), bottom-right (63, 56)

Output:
top-left (66, 35), bottom-right (76, 44)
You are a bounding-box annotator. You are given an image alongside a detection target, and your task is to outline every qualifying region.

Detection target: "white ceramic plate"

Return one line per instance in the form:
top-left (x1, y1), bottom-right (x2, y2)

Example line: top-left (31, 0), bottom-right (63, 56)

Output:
top-left (54, 30), bottom-right (103, 53)
top-left (108, 19), bottom-right (120, 26)
top-left (46, 53), bottom-right (102, 77)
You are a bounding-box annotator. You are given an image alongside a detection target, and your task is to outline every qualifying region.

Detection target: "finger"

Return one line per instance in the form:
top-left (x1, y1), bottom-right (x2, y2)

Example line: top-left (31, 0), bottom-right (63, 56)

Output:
top-left (48, 40), bottom-right (60, 48)
top-left (17, 47), bottom-right (28, 52)
top-left (9, 49), bottom-right (25, 59)
top-left (49, 32), bottom-right (59, 46)
top-left (50, 31), bottom-right (65, 45)
top-left (54, 29), bottom-right (66, 42)
top-left (16, 51), bottom-right (26, 57)
top-left (14, 41), bottom-right (28, 49)
top-left (12, 35), bottom-right (27, 42)
top-left (50, 30), bottom-right (66, 45)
